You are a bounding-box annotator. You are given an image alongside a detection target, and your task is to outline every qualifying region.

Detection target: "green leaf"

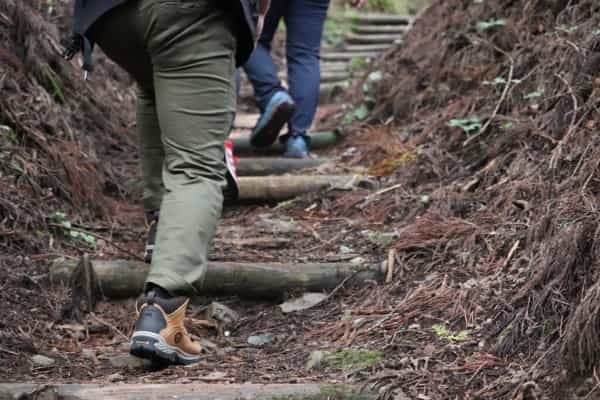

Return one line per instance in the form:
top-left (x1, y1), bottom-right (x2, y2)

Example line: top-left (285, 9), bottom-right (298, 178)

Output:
top-left (524, 89), bottom-right (544, 99)
top-left (432, 324), bottom-right (471, 343)
top-left (353, 104), bottom-right (369, 121)
top-left (448, 117), bottom-right (482, 134)
top-left (483, 77), bottom-right (507, 86)
top-left (476, 18), bottom-right (507, 31)
top-left (368, 71), bottom-right (383, 82)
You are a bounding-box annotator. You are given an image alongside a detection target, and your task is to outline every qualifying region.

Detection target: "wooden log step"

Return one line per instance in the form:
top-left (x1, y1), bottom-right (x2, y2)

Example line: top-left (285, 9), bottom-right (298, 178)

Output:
top-left (319, 81), bottom-right (351, 103)
top-left (0, 384), bottom-right (375, 400)
top-left (237, 84), bottom-right (342, 105)
top-left (321, 62), bottom-right (350, 72)
top-left (278, 71), bottom-right (350, 83)
top-left (231, 131), bottom-right (340, 155)
top-left (352, 24), bottom-right (409, 34)
top-left (350, 13), bottom-right (413, 25)
top-left (345, 33), bottom-right (403, 45)
top-left (238, 175), bottom-right (360, 202)
top-left (236, 157), bottom-right (328, 176)
top-left (321, 51), bottom-right (379, 61)
top-left (321, 70), bottom-right (351, 82)
top-left (342, 43), bottom-right (392, 52)
top-left (50, 258), bottom-right (385, 300)
top-left (234, 113), bottom-right (258, 129)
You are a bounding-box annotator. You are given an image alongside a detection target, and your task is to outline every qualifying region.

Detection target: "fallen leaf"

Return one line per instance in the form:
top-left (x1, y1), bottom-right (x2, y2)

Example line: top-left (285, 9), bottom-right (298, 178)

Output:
top-left (280, 293), bottom-right (328, 313)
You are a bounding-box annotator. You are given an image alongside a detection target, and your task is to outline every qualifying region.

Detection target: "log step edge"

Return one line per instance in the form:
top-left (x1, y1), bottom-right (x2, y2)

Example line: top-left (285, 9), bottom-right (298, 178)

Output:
top-left (0, 383), bottom-right (376, 400)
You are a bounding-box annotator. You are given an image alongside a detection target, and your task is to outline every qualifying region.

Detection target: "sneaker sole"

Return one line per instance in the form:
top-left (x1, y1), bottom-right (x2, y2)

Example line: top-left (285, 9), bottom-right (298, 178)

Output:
top-left (130, 331), bottom-right (200, 366)
top-left (250, 102), bottom-right (296, 148)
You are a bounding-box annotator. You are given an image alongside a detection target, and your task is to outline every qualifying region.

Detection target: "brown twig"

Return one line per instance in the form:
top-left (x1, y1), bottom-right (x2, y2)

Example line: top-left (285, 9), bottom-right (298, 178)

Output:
top-left (584, 367), bottom-right (600, 400)
top-left (386, 249), bottom-right (396, 284)
top-left (88, 313), bottom-right (128, 341)
top-left (501, 240), bottom-right (520, 270)
top-left (359, 183), bottom-right (403, 209)
top-left (581, 157), bottom-right (600, 194)
top-left (326, 269), bottom-right (363, 301)
top-left (0, 345), bottom-right (18, 356)
top-left (549, 72), bottom-right (579, 169)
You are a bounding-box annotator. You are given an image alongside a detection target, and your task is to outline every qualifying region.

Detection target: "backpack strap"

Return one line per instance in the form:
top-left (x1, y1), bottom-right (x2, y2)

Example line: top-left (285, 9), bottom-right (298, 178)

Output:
top-left (63, 33), bottom-right (94, 76)
top-left (255, 0), bottom-right (270, 40)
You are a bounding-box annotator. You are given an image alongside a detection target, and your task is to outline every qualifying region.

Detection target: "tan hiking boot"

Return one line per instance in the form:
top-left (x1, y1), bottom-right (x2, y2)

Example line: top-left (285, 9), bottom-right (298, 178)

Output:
top-left (130, 293), bottom-right (202, 365)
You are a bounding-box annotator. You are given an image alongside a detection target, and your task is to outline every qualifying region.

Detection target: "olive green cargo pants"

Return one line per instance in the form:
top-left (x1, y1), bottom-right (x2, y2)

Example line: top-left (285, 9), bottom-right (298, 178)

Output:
top-left (90, 0), bottom-right (236, 294)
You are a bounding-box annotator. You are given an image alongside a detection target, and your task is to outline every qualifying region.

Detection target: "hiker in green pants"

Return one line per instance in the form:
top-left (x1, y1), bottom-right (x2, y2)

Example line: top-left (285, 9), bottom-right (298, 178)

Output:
top-left (65, 0), bottom-right (269, 365)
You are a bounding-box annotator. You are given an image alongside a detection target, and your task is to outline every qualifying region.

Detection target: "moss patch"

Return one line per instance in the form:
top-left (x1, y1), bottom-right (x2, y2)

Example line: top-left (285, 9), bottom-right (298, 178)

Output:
top-left (270, 385), bottom-right (372, 400)
top-left (325, 349), bottom-right (383, 371)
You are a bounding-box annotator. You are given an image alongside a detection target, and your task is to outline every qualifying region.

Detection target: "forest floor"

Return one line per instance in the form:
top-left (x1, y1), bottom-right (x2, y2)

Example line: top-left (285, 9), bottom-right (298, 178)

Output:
top-left (2, 1), bottom-right (600, 399)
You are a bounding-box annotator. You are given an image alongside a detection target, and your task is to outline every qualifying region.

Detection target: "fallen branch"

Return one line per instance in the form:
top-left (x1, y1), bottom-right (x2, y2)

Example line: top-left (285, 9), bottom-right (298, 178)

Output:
top-left (50, 258), bottom-right (386, 299)
top-left (359, 183), bottom-right (403, 209)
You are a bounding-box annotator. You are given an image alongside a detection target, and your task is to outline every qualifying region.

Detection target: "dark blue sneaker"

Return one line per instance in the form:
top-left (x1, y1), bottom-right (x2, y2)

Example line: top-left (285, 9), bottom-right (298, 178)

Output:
top-left (284, 135), bottom-right (309, 158)
top-left (251, 91), bottom-right (295, 148)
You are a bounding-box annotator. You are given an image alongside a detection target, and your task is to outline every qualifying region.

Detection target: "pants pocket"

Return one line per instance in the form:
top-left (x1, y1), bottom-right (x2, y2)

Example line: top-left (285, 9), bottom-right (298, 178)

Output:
top-left (153, 0), bottom-right (211, 28)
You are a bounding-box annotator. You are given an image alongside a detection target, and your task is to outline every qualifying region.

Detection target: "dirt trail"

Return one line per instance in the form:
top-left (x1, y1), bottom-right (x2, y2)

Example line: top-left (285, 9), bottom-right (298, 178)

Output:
top-left (0, 0), bottom-right (403, 391)
top-left (3, 1), bottom-right (600, 399)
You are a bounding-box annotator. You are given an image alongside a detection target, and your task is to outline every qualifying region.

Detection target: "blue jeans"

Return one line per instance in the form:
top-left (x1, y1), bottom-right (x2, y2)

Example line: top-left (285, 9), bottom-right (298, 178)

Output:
top-left (243, 0), bottom-right (330, 137)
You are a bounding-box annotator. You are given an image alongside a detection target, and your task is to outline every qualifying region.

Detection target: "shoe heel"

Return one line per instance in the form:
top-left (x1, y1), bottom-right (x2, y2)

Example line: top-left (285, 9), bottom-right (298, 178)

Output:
top-left (130, 332), bottom-right (200, 366)
top-left (130, 334), bottom-right (175, 365)
top-left (251, 96), bottom-right (296, 148)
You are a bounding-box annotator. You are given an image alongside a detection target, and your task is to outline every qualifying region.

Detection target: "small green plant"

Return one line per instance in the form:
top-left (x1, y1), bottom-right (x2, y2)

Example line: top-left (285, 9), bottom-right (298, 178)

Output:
top-left (524, 89), bottom-right (544, 99)
top-left (0, 125), bottom-right (18, 144)
top-left (476, 18), bottom-right (507, 31)
top-left (343, 104), bottom-right (369, 125)
top-left (41, 64), bottom-right (65, 104)
top-left (364, 0), bottom-right (397, 12)
top-left (447, 117), bottom-right (482, 134)
top-left (51, 212), bottom-right (97, 248)
top-left (323, 17), bottom-right (352, 47)
top-left (362, 71), bottom-right (384, 95)
top-left (556, 25), bottom-right (577, 34)
top-left (349, 56), bottom-right (368, 73)
top-left (483, 77), bottom-right (521, 87)
top-left (432, 324), bottom-right (471, 343)
top-left (326, 349), bottom-right (383, 371)
top-left (367, 231), bottom-right (397, 247)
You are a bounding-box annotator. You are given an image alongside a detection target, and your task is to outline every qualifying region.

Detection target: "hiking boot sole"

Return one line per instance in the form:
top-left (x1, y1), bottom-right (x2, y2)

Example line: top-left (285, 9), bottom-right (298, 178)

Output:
top-left (250, 102), bottom-right (296, 148)
top-left (130, 331), bottom-right (201, 366)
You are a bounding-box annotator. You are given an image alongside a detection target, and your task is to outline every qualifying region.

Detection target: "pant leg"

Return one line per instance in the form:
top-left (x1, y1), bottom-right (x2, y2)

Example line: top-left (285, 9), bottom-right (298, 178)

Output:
top-left (88, 2), bottom-right (163, 212)
top-left (137, 88), bottom-right (165, 212)
top-left (284, 0), bottom-right (330, 136)
top-left (242, 0), bottom-right (286, 111)
top-left (141, 0), bottom-right (237, 294)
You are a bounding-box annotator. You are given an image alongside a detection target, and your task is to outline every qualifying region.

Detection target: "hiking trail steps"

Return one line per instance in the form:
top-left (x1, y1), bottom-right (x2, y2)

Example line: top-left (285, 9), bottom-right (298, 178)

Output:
top-left (235, 12), bottom-right (411, 176)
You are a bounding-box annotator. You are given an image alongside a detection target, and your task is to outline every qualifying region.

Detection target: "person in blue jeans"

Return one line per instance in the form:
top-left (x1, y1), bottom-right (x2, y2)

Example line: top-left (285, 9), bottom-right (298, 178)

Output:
top-left (244, 0), bottom-right (366, 158)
